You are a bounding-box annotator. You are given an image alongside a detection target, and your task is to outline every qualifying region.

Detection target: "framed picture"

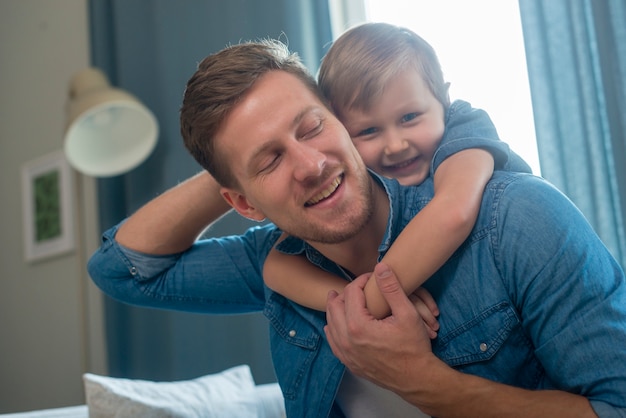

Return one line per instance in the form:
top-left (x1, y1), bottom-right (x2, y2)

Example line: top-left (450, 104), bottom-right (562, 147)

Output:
top-left (21, 151), bottom-right (75, 262)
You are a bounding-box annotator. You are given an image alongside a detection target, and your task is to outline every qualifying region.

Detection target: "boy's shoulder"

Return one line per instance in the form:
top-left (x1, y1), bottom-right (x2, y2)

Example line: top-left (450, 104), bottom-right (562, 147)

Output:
top-left (444, 99), bottom-right (479, 123)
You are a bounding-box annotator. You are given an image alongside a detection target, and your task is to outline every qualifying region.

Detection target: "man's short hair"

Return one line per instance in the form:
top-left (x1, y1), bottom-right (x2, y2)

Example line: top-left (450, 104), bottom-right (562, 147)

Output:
top-left (180, 39), bottom-right (325, 188)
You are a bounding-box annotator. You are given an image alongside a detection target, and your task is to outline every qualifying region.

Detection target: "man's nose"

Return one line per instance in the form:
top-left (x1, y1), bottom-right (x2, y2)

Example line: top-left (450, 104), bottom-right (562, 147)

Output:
top-left (384, 129), bottom-right (409, 155)
top-left (292, 142), bottom-right (325, 181)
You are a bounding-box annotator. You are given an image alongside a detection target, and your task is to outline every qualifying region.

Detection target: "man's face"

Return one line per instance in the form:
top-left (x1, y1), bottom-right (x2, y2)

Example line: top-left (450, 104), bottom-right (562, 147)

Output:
top-left (340, 68), bottom-right (446, 186)
top-left (216, 71), bottom-right (374, 244)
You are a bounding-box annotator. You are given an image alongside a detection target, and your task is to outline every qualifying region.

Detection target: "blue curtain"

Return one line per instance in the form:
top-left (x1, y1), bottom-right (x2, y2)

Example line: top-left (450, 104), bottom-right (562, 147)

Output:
top-left (518, 0), bottom-right (626, 268)
top-left (88, 0), bottom-right (332, 382)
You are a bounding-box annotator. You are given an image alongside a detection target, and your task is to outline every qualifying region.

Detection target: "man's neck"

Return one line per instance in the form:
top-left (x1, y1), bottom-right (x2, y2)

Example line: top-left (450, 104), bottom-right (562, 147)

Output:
top-left (311, 180), bottom-right (390, 277)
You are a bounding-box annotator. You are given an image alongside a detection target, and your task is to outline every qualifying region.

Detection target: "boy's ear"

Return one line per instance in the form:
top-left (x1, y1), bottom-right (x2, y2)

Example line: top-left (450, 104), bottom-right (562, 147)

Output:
top-left (220, 188), bottom-right (266, 222)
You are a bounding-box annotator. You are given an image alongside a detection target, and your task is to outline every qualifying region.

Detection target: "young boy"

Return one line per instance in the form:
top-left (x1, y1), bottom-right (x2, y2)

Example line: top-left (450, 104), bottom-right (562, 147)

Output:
top-left (262, 22), bottom-right (532, 321)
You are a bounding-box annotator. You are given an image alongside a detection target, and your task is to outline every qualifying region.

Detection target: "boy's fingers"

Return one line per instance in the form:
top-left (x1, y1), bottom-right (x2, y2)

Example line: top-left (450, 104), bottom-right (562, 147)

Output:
top-left (414, 287), bottom-right (440, 317)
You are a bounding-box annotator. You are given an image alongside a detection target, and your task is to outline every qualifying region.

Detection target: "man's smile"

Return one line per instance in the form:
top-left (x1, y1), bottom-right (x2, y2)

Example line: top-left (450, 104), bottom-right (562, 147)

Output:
top-left (305, 175), bottom-right (343, 206)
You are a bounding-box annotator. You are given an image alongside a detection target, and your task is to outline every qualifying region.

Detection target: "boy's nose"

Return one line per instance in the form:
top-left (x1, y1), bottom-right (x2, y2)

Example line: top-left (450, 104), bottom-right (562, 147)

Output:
top-left (384, 130), bottom-right (409, 155)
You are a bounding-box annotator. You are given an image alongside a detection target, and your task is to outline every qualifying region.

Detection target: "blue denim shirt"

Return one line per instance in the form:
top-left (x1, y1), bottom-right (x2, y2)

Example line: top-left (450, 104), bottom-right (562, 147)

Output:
top-left (87, 102), bottom-right (626, 416)
top-left (438, 100), bottom-right (532, 175)
top-left (89, 172), bottom-right (626, 417)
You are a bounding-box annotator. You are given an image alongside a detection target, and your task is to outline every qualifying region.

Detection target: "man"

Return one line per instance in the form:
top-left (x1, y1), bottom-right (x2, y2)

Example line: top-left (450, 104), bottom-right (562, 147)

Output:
top-left (88, 40), bottom-right (626, 417)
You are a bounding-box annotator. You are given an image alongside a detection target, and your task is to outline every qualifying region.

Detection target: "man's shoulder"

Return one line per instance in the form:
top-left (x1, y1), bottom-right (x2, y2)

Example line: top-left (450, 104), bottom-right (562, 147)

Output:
top-left (487, 171), bottom-right (549, 190)
top-left (483, 171), bottom-right (558, 202)
top-left (484, 172), bottom-right (571, 220)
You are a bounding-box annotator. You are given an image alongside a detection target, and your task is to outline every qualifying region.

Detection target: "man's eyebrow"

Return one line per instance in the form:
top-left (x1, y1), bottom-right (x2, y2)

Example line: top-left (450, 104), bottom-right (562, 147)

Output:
top-left (247, 140), bottom-right (278, 174)
top-left (292, 105), bottom-right (318, 128)
top-left (246, 106), bottom-right (320, 172)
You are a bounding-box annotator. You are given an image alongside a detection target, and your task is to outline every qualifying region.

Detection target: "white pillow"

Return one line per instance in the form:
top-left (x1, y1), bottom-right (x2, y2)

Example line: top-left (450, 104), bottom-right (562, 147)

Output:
top-left (252, 383), bottom-right (286, 418)
top-left (83, 365), bottom-right (258, 418)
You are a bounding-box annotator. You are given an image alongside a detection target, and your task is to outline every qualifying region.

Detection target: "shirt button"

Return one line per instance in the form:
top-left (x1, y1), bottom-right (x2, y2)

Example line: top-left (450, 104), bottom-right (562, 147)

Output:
top-left (479, 343), bottom-right (488, 352)
top-left (130, 266), bottom-right (138, 275)
top-left (288, 330), bottom-right (296, 337)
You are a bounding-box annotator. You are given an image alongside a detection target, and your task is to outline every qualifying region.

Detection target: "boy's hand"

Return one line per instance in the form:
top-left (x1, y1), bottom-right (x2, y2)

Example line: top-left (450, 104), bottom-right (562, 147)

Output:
top-left (409, 286), bottom-right (440, 339)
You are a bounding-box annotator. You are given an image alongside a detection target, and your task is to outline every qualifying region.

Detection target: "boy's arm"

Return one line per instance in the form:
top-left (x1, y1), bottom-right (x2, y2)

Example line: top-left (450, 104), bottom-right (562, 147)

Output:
top-left (263, 148), bottom-right (494, 319)
top-left (263, 249), bottom-right (346, 311)
top-left (115, 170), bottom-right (232, 254)
top-left (363, 148), bottom-right (494, 318)
top-left (263, 248), bottom-right (440, 336)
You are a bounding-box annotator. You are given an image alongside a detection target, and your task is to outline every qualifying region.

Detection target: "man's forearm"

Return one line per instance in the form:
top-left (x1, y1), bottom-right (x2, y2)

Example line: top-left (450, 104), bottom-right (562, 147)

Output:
top-left (400, 355), bottom-right (596, 418)
top-left (115, 171), bottom-right (232, 254)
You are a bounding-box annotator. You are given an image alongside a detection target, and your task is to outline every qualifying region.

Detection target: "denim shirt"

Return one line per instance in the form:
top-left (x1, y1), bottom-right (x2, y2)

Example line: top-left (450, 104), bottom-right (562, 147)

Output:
top-left (87, 102), bottom-right (626, 416)
top-left (88, 171), bottom-right (626, 417)
top-left (437, 100), bottom-right (533, 175)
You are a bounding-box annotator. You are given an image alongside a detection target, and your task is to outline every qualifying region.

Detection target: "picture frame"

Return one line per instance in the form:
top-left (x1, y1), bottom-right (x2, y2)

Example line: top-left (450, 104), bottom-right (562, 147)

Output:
top-left (21, 151), bottom-right (75, 263)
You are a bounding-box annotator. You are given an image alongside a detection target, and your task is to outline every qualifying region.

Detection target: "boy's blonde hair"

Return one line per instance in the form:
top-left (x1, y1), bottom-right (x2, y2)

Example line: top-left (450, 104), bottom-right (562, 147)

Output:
top-left (318, 22), bottom-right (450, 118)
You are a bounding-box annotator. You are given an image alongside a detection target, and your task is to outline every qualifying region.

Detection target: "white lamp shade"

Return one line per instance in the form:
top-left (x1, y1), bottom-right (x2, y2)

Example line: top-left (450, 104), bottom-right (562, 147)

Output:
top-left (64, 68), bottom-right (158, 177)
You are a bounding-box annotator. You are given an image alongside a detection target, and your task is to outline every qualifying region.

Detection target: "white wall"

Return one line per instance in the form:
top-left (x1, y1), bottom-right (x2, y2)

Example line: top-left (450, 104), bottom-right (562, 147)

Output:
top-left (0, 0), bottom-right (106, 413)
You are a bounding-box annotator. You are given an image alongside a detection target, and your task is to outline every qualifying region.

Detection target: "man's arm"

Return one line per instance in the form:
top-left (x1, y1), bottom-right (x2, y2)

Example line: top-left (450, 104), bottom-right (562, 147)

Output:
top-left (115, 171), bottom-right (232, 254)
top-left (87, 170), bottom-right (270, 314)
top-left (325, 263), bottom-right (597, 418)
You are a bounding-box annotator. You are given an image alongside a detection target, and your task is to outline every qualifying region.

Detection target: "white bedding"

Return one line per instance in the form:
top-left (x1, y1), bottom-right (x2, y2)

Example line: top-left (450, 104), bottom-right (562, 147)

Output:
top-left (0, 365), bottom-right (285, 418)
top-left (0, 405), bottom-right (88, 418)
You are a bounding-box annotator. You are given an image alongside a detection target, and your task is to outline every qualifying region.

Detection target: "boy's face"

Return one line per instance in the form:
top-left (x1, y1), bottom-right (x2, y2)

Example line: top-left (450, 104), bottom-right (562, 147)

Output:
top-left (215, 70), bottom-right (374, 244)
top-left (339, 68), bottom-right (446, 186)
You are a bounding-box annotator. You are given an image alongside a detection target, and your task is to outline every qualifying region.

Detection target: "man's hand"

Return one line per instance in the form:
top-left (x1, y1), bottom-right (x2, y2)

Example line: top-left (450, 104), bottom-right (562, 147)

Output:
top-left (324, 262), bottom-right (435, 393)
top-left (325, 263), bottom-right (599, 418)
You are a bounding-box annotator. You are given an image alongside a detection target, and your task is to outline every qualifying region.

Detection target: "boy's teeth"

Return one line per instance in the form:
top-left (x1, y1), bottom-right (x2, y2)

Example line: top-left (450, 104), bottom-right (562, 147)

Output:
top-left (390, 157), bottom-right (417, 169)
top-left (307, 177), bottom-right (341, 206)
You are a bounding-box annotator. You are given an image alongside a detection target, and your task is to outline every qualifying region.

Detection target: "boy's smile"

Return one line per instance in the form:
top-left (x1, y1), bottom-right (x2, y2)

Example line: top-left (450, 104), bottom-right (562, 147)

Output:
top-left (341, 68), bottom-right (446, 186)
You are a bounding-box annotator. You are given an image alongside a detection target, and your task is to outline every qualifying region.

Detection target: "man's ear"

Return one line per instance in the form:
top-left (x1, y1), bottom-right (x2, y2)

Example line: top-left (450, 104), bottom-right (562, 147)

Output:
top-left (220, 188), bottom-right (266, 222)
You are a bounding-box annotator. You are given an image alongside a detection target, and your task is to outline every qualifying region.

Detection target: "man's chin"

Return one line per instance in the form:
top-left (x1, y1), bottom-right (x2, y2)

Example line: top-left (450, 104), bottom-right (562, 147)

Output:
top-left (290, 207), bottom-right (374, 245)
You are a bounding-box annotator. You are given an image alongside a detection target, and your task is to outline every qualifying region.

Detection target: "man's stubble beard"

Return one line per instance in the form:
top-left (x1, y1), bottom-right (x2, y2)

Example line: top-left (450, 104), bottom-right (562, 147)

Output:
top-left (283, 173), bottom-right (375, 245)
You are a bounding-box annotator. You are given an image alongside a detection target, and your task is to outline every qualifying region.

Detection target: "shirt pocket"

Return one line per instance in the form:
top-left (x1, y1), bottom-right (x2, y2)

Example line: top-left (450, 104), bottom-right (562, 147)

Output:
top-left (264, 292), bottom-right (322, 400)
top-left (433, 302), bottom-right (543, 388)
